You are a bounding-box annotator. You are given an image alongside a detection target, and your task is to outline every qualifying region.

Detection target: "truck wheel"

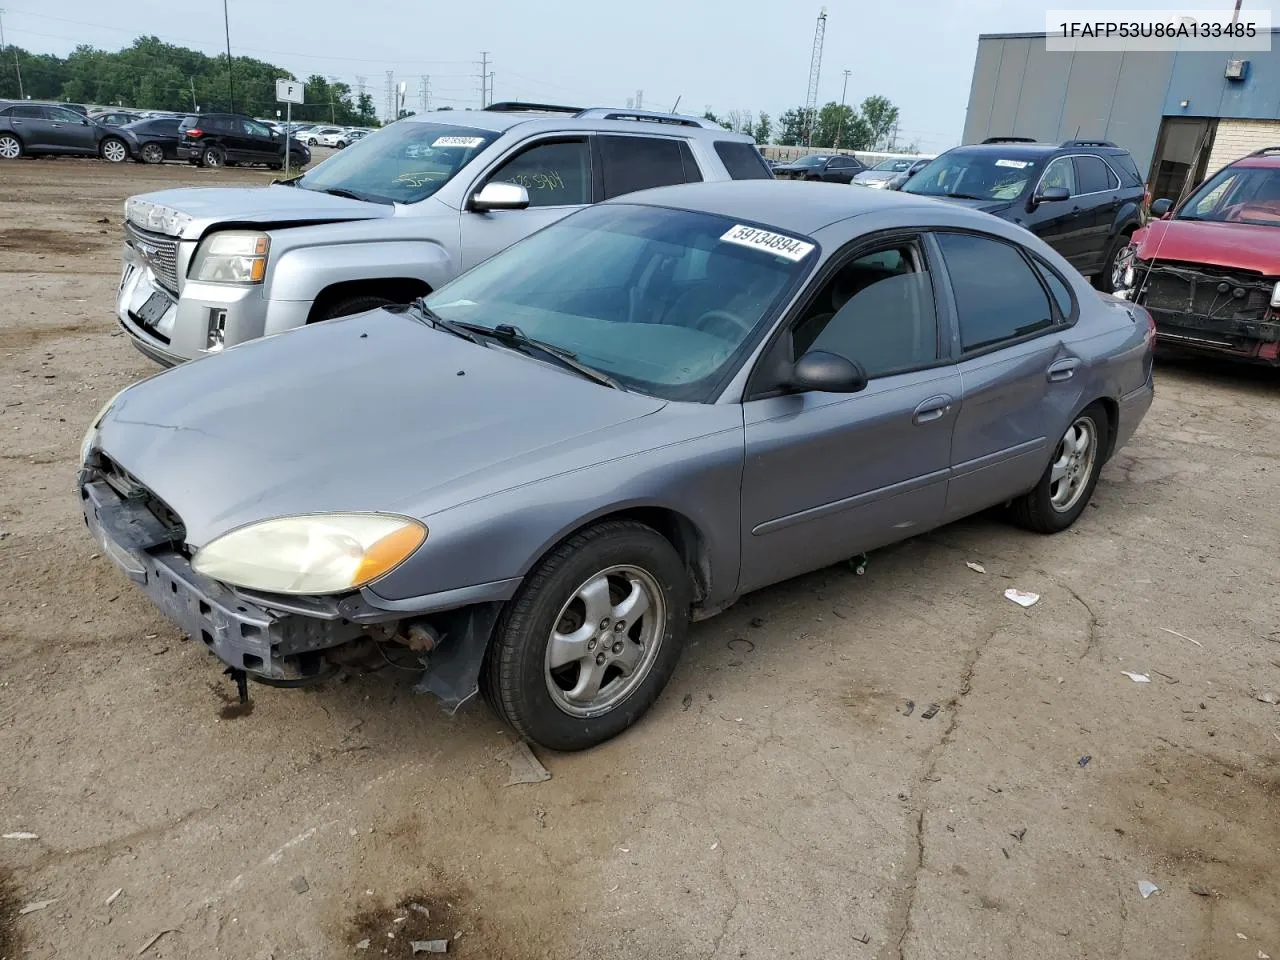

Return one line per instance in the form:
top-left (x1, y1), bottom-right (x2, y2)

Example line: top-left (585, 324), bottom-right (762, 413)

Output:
top-left (481, 520), bottom-right (691, 751)
top-left (199, 145), bottom-right (226, 168)
top-left (100, 137), bottom-right (128, 163)
top-left (1011, 402), bottom-right (1110, 534)
top-left (317, 295), bottom-right (394, 321)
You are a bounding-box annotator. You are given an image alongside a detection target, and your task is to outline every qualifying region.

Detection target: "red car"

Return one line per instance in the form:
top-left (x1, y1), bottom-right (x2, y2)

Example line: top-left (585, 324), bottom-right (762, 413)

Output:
top-left (1118, 147), bottom-right (1280, 364)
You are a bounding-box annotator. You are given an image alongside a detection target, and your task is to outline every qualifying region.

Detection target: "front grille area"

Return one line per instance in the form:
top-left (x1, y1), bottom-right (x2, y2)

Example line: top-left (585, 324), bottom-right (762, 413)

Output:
top-left (124, 222), bottom-right (180, 292)
top-left (97, 453), bottom-right (187, 547)
top-left (1140, 261), bottom-right (1272, 321)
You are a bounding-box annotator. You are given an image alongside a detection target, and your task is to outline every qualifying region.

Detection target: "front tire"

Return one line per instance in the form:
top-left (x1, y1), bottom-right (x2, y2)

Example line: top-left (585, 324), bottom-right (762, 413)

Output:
top-left (0, 133), bottom-right (22, 160)
top-left (1011, 402), bottom-right (1110, 533)
top-left (482, 521), bottom-right (691, 751)
top-left (100, 137), bottom-right (128, 163)
top-left (1095, 233), bottom-right (1134, 292)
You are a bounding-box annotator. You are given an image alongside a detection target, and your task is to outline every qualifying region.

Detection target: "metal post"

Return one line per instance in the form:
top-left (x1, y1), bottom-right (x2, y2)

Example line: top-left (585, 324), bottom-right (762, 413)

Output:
top-left (1231, 0), bottom-right (1242, 25)
top-left (190, 77), bottom-right (197, 112)
top-left (283, 99), bottom-right (291, 179)
top-left (835, 68), bottom-right (850, 148)
top-left (222, 0), bottom-right (234, 112)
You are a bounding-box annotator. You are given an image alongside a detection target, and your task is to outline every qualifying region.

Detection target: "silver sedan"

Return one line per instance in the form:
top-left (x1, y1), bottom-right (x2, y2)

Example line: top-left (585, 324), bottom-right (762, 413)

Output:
top-left (79, 180), bottom-right (1155, 750)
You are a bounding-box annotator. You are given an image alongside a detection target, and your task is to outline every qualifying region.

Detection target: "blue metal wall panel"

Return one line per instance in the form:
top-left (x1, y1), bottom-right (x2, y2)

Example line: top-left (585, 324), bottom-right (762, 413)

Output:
top-left (1163, 46), bottom-right (1280, 118)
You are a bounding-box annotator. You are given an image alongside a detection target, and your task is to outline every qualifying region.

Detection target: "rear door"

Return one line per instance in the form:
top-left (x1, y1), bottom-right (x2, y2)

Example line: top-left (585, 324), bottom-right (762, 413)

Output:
top-left (935, 231), bottom-right (1082, 520)
top-left (8, 104), bottom-right (54, 149)
top-left (458, 135), bottom-right (594, 270)
top-left (1072, 154), bottom-right (1122, 275)
top-left (739, 235), bottom-right (960, 593)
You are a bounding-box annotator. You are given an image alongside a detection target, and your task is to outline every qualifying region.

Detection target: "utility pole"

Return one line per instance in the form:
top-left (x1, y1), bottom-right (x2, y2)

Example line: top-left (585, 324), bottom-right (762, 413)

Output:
top-left (1231, 0), bottom-right (1242, 25)
top-left (222, 0), bottom-right (234, 112)
top-left (834, 68), bottom-right (851, 148)
top-left (478, 52), bottom-right (489, 107)
top-left (327, 75), bottom-right (339, 123)
top-left (190, 77), bottom-right (197, 112)
top-left (0, 9), bottom-right (24, 101)
top-left (635, 89), bottom-right (643, 110)
top-left (488, 71), bottom-right (494, 106)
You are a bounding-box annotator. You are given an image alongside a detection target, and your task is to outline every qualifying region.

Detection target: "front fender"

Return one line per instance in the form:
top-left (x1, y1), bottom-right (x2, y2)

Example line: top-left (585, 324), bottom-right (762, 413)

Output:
top-left (266, 238), bottom-right (455, 311)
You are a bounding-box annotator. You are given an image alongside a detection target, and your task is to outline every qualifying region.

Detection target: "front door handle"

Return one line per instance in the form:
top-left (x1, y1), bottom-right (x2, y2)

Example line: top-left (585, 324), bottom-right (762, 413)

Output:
top-left (913, 394), bottom-right (953, 424)
top-left (1047, 358), bottom-right (1080, 382)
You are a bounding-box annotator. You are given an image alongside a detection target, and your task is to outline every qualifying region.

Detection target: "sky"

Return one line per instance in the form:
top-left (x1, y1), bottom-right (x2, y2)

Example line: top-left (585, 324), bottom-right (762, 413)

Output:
top-left (2, 0), bottom-right (1277, 151)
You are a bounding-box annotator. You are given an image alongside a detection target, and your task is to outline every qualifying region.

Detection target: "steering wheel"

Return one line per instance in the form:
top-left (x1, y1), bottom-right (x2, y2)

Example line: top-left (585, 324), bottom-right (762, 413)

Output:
top-left (692, 309), bottom-right (752, 340)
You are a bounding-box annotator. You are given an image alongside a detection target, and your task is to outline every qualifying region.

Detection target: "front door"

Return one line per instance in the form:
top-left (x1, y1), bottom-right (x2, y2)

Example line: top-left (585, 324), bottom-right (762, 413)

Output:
top-left (459, 136), bottom-right (593, 270)
top-left (932, 231), bottom-right (1080, 519)
top-left (1025, 155), bottom-right (1090, 270)
top-left (239, 119), bottom-right (275, 163)
top-left (739, 236), bottom-right (959, 594)
top-left (45, 106), bottom-right (98, 152)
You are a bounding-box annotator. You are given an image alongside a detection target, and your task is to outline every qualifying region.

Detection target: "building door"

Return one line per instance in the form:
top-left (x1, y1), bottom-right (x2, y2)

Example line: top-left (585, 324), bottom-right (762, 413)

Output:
top-left (1148, 117), bottom-right (1217, 207)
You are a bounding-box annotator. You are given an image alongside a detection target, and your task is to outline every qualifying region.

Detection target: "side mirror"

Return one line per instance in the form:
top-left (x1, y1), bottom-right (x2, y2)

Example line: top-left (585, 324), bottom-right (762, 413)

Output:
top-left (1150, 197), bottom-right (1173, 218)
top-left (470, 181), bottom-right (530, 212)
top-left (787, 350), bottom-right (868, 394)
top-left (1032, 185), bottom-right (1070, 207)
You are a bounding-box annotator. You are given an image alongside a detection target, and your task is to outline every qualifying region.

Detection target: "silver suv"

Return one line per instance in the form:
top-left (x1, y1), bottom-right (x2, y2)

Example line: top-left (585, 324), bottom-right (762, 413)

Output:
top-left (114, 103), bottom-right (774, 366)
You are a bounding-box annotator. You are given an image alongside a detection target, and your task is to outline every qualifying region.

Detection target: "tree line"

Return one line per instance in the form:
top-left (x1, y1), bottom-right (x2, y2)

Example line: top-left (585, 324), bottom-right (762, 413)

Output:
top-left (0, 36), bottom-right (380, 126)
top-left (705, 95), bottom-right (908, 151)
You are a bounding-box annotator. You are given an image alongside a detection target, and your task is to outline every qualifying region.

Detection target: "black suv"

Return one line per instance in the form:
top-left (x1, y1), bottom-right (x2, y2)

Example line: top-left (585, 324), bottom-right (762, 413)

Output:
top-left (178, 113), bottom-right (310, 169)
top-left (900, 138), bottom-right (1146, 290)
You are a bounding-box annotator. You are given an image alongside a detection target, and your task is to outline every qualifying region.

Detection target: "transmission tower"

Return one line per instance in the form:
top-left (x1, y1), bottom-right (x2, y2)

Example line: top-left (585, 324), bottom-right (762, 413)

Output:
top-left (384, 71), bottom-right (395, 122)
top-left (804, 7), bottom-right (827, 147)
top-left (419, 75), bottom-right (431, 112)
top-left (356, 75), bottom-right (367, 101)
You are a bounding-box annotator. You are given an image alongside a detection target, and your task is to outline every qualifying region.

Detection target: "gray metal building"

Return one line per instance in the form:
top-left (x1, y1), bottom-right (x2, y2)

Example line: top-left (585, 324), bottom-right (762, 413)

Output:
top-left (964, 30), bottom-right (1280, 203)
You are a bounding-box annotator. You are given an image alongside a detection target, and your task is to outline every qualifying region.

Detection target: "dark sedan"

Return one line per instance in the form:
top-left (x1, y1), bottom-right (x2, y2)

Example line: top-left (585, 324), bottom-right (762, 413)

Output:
top-left (124, 115), bottom-right (191, 164)
top-left (0, 102), bottom-right (136, 162)
top-left (772, 153), bottom-right (867, 183)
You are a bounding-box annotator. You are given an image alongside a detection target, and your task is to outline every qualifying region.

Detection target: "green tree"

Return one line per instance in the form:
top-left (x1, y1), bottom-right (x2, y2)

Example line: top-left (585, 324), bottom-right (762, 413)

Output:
top-left (859, 95), bottom-right (900, 149)
top-left (777, 107), bottom-right (806, 146)
top-left (752, 112), bottom-right (772, 145)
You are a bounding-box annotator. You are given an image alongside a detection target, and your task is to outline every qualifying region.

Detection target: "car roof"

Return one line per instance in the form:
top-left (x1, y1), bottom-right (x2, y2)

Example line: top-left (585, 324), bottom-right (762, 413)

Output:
top-left (606, 180), bottom-right (953, 235)
top-left (952, 140), bottom-right (1132, 158)
top-left (399, 105), bottom-right (755, 142)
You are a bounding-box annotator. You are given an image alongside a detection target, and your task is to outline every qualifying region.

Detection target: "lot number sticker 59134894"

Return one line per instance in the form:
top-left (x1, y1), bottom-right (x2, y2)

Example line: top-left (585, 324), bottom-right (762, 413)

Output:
top-left (720, 224), bottom-right (815, 262)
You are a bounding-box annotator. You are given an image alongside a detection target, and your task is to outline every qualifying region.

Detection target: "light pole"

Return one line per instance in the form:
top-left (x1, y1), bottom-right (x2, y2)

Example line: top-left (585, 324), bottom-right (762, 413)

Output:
top-left (835, 68), bottom-right (851, 148)
top-left (222, 0), bottom-right (234, 113)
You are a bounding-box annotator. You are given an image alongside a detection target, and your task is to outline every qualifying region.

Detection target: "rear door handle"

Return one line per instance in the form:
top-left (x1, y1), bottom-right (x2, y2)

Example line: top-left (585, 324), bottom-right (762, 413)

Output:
top-left (913, 394), bottom-right (953, 424)
top-left (1047, 358), bottom-right (1080, 382)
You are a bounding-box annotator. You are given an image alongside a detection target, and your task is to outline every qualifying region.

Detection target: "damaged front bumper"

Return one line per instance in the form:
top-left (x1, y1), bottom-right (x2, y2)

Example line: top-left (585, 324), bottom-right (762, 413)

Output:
top-left (78, 469), bottom-right (511, 711)
top-left (1120, 261), bottom-right (1280, 363)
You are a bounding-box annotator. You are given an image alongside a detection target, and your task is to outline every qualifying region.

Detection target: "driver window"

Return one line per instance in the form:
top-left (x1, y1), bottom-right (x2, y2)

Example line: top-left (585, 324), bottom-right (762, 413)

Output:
top-left (48, 107), bottom-right (83, 123)
top-left (791, 243), bottom-right (939, 379)
top-left (488, 139), bottom-right (591, 208)
top-left (243, 120), bottom-right (270, 137)
top-left (1040, 157), bottom-right (1077, 196)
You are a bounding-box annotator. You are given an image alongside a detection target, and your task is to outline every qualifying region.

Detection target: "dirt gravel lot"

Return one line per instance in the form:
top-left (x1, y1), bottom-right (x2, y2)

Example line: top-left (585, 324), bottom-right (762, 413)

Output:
top-left (0, 156), bottom-right (1278, 960)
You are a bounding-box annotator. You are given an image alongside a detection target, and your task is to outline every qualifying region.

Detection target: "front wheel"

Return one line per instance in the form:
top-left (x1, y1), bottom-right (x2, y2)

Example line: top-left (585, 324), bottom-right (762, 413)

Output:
top-left (1095, 234), bottom-right (1134, 292)
top-left (0, 133), bottom-right (22, 160)
top-left (1011, 403), bottom-right (1110, 533)
top-left (482, 521), bottom-right (691, 751)
top-left (100, 137), bottom-right (128, 163)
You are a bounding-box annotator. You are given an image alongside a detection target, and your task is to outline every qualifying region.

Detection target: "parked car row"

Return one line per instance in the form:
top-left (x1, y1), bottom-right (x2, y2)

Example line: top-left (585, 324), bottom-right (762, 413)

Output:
top-left (84, 102), bottom-right (1155, 752)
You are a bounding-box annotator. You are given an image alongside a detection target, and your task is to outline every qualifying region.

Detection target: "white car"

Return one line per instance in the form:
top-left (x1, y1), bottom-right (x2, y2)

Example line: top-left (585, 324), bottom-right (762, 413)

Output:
top-left (334, 129), bottom-right (368, 148)
top-left (307, 126), bottom-right (345, 146)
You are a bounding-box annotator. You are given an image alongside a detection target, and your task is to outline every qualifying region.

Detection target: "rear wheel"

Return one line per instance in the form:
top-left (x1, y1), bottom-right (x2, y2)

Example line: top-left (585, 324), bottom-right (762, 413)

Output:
top-left (139, 143), bottom-right (165, 164)
top-left (0, 133), bottom-right (22, 160)
top-left (481, 521), bottom-right (690, 751)
top-left (1011, 402), bottom-right (1110, 533)
top-left (199, 145), bottom-right (226, 168)
top-left (100, 137), bottom-right (128, 163)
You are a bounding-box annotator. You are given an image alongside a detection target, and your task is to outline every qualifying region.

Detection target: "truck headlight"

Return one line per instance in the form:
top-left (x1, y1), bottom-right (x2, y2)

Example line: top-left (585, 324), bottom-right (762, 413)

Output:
top-left (192, 514), bottom-right (427, 595)
top-left (190, 231), bottom-right (270, 284)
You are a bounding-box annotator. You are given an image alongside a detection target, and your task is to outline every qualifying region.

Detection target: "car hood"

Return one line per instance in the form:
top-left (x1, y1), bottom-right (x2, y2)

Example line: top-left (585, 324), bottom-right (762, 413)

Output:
top-left (917, 195), bottom-right (1013, 215)
top-left (127, 185), bottom-right (391, 240)
top-left (95, 310), bottom-right (668, 548)
top-left (1132, 218), bottom-right (1280, 275)
top-left (853, 171), bottom-right (895, 183)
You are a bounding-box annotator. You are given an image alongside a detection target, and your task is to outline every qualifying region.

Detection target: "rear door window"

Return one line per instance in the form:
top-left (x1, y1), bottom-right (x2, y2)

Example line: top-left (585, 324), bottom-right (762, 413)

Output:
top-left (598, 135), bottom-right (698, 199)
top-left (1110, 153), bottom-right (1143, 186)
top-left (11, 105), bottom-right (46, 120)
top-left (936, 232), bottom-right (1055, 352)
top-left (1074, 155), bottom-right (1118, 194)
top-left (714, 140), bottom-right (773, 179)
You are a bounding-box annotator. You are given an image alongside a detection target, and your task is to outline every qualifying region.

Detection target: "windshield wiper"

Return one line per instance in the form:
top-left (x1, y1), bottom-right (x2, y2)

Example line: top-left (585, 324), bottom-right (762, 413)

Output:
top-left (410, 298), bottom-right (483, 344)
top-left (312, 186), bottom-right (390, 205)
top-left (483, 323), bottom-right (625, 390)
top-left (943, 192), bottom-right (992, 201)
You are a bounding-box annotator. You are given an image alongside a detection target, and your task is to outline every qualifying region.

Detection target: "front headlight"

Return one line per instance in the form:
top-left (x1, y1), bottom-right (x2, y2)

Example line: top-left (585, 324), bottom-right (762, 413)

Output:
top-left (191, 513), bottom-right (427, 595)
top-left (1271, 280), bottom-right (1280, 308)
top-left (189, 231), bottom-right (270, 284)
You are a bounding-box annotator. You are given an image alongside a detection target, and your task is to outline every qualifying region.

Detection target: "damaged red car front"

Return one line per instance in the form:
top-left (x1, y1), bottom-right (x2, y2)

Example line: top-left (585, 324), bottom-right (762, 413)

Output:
top-left (1115, 148), bottom-right (1280, 365)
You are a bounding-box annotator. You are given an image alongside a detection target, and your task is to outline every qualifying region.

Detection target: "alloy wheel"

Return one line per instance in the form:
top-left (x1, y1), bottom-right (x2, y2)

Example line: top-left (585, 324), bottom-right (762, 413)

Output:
top-left (1049, 416), bottom-right (1098, 513)
top-left (141, 143), bottom-right (164, 164)
top-left (0, 135), bottom-right (19, 159)
top-left (543, 564), bottom-right (666, 718)
top-left (102, 139), bottom-right (127, 163)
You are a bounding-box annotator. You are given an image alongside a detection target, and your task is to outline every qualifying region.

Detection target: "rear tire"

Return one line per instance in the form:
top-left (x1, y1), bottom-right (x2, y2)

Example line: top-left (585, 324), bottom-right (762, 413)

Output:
top-left (139, 142), bottom-right (165, 164)
top-left (99, 137), bottom-right (128, 163)
top-left (0, 133), bottom-right (22, 160)
top-left (199, 145), bottom-right (226, 168)
top-left (316, 295), bottom-right (394, 322)
top-left (1011, 402), bottom-right (1110, 533)
top-left (481, 520), bottom-right (691, 751)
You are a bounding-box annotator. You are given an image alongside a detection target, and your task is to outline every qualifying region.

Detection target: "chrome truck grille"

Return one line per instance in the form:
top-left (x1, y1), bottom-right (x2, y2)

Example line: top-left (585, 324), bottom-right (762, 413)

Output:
top-left (124, 222), bottom-right (180, 293)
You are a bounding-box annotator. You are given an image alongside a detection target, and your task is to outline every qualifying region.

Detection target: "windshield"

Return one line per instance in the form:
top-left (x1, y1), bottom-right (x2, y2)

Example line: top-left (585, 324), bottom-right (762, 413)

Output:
top-left (423, 204), bottom-right (815, 402)
top-left (871, 158), bottom-right (914, 173)
top-left (1178, 165), bottom-right (1280, 226)
top-left (293, 121), bottom-right (499, 204)
top-left (901, 149), bottom-right (1041, 201)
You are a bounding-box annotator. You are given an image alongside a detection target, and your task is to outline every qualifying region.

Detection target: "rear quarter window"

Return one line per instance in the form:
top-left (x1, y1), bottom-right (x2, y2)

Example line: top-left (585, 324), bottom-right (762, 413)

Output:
top-left (1109, 152), bottom-right (1143, 187)
top-left (714, 141), bottom-right (774, 180)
